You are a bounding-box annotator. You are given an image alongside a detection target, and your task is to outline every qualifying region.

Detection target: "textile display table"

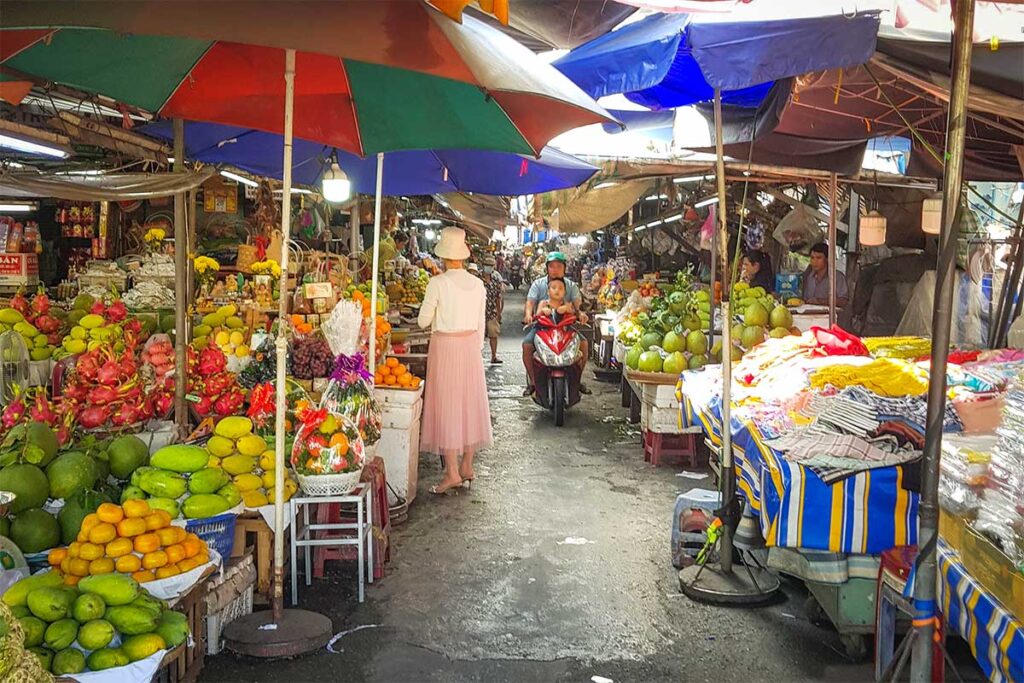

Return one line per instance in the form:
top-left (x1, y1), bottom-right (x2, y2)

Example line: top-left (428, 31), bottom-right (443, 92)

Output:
top-left (289, 483), bottom-right (374, 604)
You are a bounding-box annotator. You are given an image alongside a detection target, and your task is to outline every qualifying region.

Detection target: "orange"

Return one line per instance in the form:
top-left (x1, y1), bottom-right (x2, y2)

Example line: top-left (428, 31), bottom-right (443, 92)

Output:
top-left (386, 357), bottom-right (399, 368)
top-left (145, 510), bottom-right (172, 531)
top-left (142, 550), bottom-right (169, 570)
top-left (96, 502), bottom-right (124, 524)
top-left (397, 372), bottom-right (412, 387)
top-left (376, 364), bottom-right (390, 376)
top-left (393, 364), bottom-right (407, 377)
top-left (78, 543), bottom-right (104, 562)
top-left (117, 517), bottom-right (147, 538)
top-left (68, 558), bottom-right (90, 577)
top-left (157, 527), bottom-right (186, 547)
top-left (63, 574), bottom-right (81, 587)
top-left (48, 547), bottom-right (68, 567)
top-left (88, 522), bottom-right (117, 545)
top-left (115, 554), bottom-right (142, 574)
top-left (123, 499), bottom-right (151, 519)
top-left (384, 374), bottom-right (397, 386)
top-left (79, 513), bottom-right (101, 536)
top-left (374, 372), bottom-right (384, 385)
top-left (352, 290), bottom-right (365, 301)
top-left (411, 377), bottom-right (422, 389)
top-left (105, 537), bottom-right (134, 559)
top-left (155, 564), bottom-right (181, 580)
top-left (134, 532), bottom-right (161, 554)
top-left (131, 570), bottom-right (156, 584)
top-left (165, 543), bottom-right (187, 565)
top-left (89, 558), bottom-right (115, 575)
top-left (329, 433), bottom-right (349, 455)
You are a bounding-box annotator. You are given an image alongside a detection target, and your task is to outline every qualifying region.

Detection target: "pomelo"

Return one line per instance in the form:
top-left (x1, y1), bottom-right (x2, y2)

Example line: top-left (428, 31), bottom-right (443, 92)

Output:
top-left (741, 325), bottom-right (765, 349)
top-left (662, 351), bottom-right (687, 376)
top-left (682, 315), bottom-right (702, 332)
top-left (769, 304), bottom-right (793, 330)
top-left (0, 463), bottom-right (49, 513)
top-left (638, 351), bottom-right (663, 373)
top-left (10, 507), bottom-right (60, 553)
top-left (639, 331), bottom-right (663, 351)
top-left (685, 331), bottom-right (708, 355)
top-left (625, 344), bottom-right (643, 370)
top-left (689, 354), bottom-right (708, 369)
top-left (744, 302), bottom-right (769, 327)
top-left (769, 327), bottom-right (790, 339)
top-left (662, 330), bottom-right (685, 354)
top-left (710, 341), bottom-right (723, 362)
top-left (730, 345), bottom-right (745, 362)
top-left (730, 323), bottom-right (745, 342)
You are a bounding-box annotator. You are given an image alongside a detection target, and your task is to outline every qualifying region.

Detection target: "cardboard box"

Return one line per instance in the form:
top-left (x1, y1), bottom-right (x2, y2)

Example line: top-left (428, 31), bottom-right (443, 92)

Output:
top-left (0, 253), bottom-right (38, 287)
top-left (959, 524), bottom-right (1024, 621)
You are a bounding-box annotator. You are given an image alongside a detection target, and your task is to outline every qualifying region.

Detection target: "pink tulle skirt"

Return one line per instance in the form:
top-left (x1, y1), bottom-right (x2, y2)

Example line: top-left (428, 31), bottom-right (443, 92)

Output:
top-left (421, 330), bottom-right (493, 456)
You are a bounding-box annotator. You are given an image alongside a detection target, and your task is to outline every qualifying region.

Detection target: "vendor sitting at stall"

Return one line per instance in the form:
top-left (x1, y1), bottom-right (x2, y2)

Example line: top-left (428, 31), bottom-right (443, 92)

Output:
top-left (362, 229), bottom-right (409, 278)
top-left (741, 249), bottom-right (775, 292)
top-left (522, 252), bottom-right (589, 397)
top-left (802, 242), bottom-right (848, 307)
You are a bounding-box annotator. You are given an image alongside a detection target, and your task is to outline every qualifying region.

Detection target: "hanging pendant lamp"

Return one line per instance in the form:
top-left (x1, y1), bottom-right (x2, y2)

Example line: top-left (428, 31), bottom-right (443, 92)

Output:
top-left (921, 192), bottom-right (943, 235)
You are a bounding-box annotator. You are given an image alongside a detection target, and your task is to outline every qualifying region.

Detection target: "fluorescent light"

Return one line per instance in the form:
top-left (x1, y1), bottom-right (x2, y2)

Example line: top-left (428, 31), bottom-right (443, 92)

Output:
top-left (663, 213), bottom-right (682, 222)
top-left (644, 194), bottom-right (668, 201)
top-left (424, 229), bottom-right (437, 240)
top-left (0, 202), bottom-right (38, 212)
top-left (648, 220), bottom-right (663, 227)
top-left (594, 181), bottom-right (618, 190)
top-left (167, 157), bottom-right (176, 163)
top-left (0, 133), bottom-right (70, 158)
top-left (412, 218), bottom-right (441, 226)
top-left (673, 175), bottom-right (713, 184)
top-left (220, 170), bottom-right (258, 187)
top-left (694, 196), bottom-right (718, 209)
top-left (321, 162), bottom-right (351, 203)
top-left (5, 162), bottom-right (24, 169)
top-left (273, 187), bottom-right (314, 195)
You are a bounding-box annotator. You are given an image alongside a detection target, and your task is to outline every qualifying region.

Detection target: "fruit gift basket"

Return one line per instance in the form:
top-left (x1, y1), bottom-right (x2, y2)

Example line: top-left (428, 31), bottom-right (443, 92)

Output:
top-left (319, 353), bottom-right (382, 449)
top-left (290, 405), bottom-right (365, 496)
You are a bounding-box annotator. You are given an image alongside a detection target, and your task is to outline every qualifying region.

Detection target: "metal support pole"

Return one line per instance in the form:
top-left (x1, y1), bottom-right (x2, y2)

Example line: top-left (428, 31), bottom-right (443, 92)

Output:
top-left (172, 120), bottom-right (188, 437)
top-left (350, 199), bottom-right (360, 263)
top-left (828, 172), bottom-right (838, 327)
top-left (367, 153), bottom-right (384, 372)
top-left (990, 199), bottom-right (1024, 347)
top-left (713, 88), bottom-right (735, 573)
top-left (911, 0), bottom-right (975, 679)
top-left (272, 48), bottom-right (296, 623)
top-left (709, 216), bottom-right (717, 349)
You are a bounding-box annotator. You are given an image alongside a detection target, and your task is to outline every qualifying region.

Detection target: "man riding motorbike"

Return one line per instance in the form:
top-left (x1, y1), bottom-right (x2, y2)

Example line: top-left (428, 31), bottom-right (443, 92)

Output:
top-left (522, 252), bottom-right (590, 397)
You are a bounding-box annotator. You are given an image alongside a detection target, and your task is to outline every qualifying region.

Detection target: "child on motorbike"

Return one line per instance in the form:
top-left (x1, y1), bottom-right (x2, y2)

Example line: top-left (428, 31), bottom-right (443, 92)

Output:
top-left (537, 277), bottom-right (575, 320)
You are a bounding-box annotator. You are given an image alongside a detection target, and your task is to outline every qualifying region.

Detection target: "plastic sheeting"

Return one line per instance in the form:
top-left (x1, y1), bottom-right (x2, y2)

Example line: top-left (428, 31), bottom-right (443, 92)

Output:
top-left (140, 121), bottom-right (597, 197)
top-left (0, 168), bottom-right (215, 201)
top-left (896, 270), bottom-right (990, 347)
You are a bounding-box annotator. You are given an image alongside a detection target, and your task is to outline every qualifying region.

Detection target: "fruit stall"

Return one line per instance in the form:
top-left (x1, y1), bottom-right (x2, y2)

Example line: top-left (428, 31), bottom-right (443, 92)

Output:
top-left (674, 332), bottom-right (1023, 672)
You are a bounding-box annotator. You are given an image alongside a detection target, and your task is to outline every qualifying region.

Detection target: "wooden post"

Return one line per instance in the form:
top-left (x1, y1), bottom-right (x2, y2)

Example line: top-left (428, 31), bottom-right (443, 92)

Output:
top-left (172, 119), bottom-right (188, 436)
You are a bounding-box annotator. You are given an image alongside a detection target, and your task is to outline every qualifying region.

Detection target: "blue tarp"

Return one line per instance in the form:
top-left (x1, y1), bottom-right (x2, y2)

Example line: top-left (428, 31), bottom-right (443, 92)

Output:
top-left (553, 10), bottom-right (881, 110)
top-left (140, 121), bottom-right (597, 197)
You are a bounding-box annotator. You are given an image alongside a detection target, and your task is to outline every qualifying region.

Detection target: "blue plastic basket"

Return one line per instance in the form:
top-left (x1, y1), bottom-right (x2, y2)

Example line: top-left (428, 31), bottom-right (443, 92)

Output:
top-left (185, 512), bottom-right (237, 559)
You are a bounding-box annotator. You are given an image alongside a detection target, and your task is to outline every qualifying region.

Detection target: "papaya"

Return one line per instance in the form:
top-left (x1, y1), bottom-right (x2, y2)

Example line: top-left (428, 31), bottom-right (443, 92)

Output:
top-left (146, 497), bottom-right (180, 519)
top-left (87, 647), bottom-right (130, 671)
top-left (214, 416), bottom-right (253, 440)
top-left (43, 618), bottom-right (78, 650)
top-left (188, 467), bottom-right (229, 495)
top-left (138, 469), bottom-right (187, 499)
top-left (72, 593), bottom-right (106, 622)
top-left (79, 574), bottom-right (140, 606)
top-left (18, 616), bottom-right (45, 647)
top-left (131, 466), bottom-right (155, 487)
top-left (9, 604), bottom-right (29, 618)
top-left (151, 444), bottom-right (209, 473)
top-left (221, 454), bottom-right (256, 476)
top-left (77, 619), bottom-right (115, 650)
top-left (51, 647), bottom-right (87, 675)
top-left (217, 482), bottom-right (241, 507)
top-left (0, 307), bottom-right (24, 324)
top-left (182, 493), bottom-right (231, 519)
top-left (131, 592), bottom-right (168, 616)
top-left (232, 473), bottom-right (262, 493)
top-left (106, 604), bottom-right (161, 635)
top-left (3, 570), bottom-right (63, 607)
top-left (27, 587), bottom-right (75, 622)
top-left (121, 632), bottom-right (167, 662)
top-left (154, 610), bottom-right (189, 648)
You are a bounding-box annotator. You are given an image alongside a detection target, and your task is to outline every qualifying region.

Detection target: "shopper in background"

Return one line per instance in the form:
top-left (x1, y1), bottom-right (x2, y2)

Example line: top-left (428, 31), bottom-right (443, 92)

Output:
top-left (418, 227), bottom-right (492, 495)
top-left (482, 255), bottom-right (504, 364)
top-left (802, 242), bottom-right (848, 306)
top-left (741, 249), bottom-right (775, 291)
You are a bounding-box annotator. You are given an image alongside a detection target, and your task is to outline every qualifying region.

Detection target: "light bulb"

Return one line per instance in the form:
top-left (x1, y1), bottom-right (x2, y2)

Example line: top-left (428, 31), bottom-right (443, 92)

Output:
top-left (321, 162), bottom-right (351, 203)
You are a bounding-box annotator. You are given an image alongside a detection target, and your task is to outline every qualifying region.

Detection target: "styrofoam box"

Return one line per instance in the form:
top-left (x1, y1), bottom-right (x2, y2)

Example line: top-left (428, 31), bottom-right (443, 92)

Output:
top-left (376, 419), bottom-right (421, 505)
top-left (380, 399), bottom-right (423, 430)
top-left (641, 402), bottom-right (698, 435)
top-left (374, 384), bottom-right (425, 406)
top-left (642, 383), bottom-right (680, 408)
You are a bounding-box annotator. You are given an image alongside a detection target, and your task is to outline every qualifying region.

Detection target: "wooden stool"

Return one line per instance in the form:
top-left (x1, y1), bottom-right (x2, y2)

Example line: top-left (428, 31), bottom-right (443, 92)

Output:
top-left (643, 431), bottom-right (697, 467)
top-left (232, 515), bottom-right (273, 602)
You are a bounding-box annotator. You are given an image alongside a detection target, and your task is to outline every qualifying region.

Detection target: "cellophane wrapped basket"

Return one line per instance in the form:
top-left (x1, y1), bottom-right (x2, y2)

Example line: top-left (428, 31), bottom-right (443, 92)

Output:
top-left (291, 406), bottom-right (365, 496)
top-left (319, 353), bottom-right (382, 446)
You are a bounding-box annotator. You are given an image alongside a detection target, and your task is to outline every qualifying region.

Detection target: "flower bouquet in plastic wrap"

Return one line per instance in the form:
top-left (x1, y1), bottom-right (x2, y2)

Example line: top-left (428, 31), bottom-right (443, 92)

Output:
top-left (319, 352), bottom-right (382, 450)
top-left (290, 404), bottom-right (365, 496)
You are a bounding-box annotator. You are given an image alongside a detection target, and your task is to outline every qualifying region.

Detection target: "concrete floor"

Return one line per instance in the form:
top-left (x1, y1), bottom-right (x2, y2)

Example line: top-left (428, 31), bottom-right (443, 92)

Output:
top-left (201, 290), bottom-right (982, 682)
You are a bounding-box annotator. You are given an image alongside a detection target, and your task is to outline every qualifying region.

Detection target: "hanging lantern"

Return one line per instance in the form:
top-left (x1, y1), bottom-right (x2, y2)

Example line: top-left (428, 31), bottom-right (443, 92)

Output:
top-left (921, 193), bottom-right (943, 235)
top-left (860, 210), bottom-right (887, 246)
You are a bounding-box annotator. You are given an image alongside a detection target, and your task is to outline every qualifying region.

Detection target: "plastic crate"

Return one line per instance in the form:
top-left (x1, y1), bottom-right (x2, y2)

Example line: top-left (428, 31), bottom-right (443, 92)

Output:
top-left (185, 513), bottom-right (237, 559)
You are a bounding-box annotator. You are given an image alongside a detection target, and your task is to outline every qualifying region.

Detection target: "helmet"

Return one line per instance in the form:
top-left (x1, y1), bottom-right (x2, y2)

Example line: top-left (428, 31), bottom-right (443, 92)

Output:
top-left (546, 251), bottom-right (567, 264)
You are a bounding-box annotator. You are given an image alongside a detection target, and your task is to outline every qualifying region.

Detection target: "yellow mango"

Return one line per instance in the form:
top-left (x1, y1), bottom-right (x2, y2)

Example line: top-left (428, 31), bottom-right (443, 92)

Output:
top-left (206, 435), bottom-right (235, 458)
top-left (232, 473), bottom-right (263, 492)
top-left (236, 434), bottom-right (266, 457)
top-left (221, 454), bottom-right (256, 476)
top-left (241, 490), bottom-right (269, 508)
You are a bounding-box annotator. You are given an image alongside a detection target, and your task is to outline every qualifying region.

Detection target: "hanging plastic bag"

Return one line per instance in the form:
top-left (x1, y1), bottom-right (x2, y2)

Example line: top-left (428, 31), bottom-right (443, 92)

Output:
top-left (772, 204), bottom-right (823, 252)
top-left (1007, 314), bottom-right (1024, 349)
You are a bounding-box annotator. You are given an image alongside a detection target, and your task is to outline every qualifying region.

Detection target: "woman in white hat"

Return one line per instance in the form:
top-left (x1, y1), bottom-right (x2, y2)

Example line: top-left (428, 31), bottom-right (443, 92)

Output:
top-left (417, 227), bottom-right (493, 494)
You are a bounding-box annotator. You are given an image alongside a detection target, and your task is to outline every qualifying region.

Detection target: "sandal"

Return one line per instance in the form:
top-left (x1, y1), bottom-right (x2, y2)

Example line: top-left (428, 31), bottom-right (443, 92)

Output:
top-left (522, 385), bottom-right (535, 397)
top-left (490, 358), bottom-right (503, 364)
top-left (429, 479), bottom-right (463, 496)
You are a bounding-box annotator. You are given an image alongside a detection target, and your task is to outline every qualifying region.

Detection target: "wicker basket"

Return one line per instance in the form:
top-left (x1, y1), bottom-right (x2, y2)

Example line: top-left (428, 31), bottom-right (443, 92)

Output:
top-left (296, 469), bottom-right (363, 497)
top-left (236, 243), bottom-right (260, 273)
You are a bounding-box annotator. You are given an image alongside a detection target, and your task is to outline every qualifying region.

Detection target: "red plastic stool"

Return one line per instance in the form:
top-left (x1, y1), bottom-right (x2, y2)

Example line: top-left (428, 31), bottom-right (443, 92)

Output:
top-left (875, 545), bottom-right (944, 682)
top-left (643, 431), bottom-right (697, 467)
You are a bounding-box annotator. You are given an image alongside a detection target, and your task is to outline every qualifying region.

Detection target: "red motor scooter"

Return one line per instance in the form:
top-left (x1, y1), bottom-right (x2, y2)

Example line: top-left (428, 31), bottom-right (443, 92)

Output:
top-left (529, 313), bottom-right (583, 426)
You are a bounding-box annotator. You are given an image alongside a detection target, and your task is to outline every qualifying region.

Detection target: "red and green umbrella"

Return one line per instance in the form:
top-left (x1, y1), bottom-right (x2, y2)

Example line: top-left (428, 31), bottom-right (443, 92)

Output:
top-left (1, 1), bottom-right (612, 156)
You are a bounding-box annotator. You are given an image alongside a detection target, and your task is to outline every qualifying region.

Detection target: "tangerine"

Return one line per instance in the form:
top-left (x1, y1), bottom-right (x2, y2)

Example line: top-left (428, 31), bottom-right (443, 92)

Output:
top-left (63, 574), bottom-right (81, 587)
top-left (393, 363), bottom-right (407, 376)
top-left (88, 523), bottom-right (117, 545)
top-left (145, 510), bottom-right (172, 531)
top-left (105, 537), bottom-right (134, 559)
top-left (48, 547), bottom-right (68, 567)
top-left (142, 550), bottom-right (169, 569)
top-left (96, 502), bottom-right (124, 524)
top-left (88, 558), bottom-right (115, 575)
top-left (117, 517), bottom-right (147, 538)
top-left (115, 554), bottom-right (142, 573)
top-left (398, 372), bottom-right (413, 387)
top-left (131, 570), bottom-right (156, 584)
top-left (155, 564), bottom-right (181, 579)
top-left (78, 542), bottom-right (104, 562)
top-left (384, 374), bottom-right (397, 386)
top-left (386, 357), bottom-right (399, 368)
top-left (329, 433), bottom-right (349, 455)
top-left (134, 532), bottom-right (161, 554)
top-left (123, 499), bottom-right (151, 519)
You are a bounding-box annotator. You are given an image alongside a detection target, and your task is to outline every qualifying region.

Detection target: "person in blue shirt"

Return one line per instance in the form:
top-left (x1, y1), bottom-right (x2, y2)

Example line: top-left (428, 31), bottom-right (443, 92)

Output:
top-left (522, 252), bottom-right (590, 397)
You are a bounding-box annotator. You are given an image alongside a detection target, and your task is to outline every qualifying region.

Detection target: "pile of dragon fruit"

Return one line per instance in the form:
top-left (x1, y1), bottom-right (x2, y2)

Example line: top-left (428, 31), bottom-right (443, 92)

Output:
top-left (188, 345), bottom-right (246, 418)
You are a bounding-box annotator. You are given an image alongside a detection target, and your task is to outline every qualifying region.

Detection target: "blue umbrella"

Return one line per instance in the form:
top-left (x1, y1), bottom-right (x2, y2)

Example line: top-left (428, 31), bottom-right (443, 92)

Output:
top-left (140, 121), bottom-right (597, 196)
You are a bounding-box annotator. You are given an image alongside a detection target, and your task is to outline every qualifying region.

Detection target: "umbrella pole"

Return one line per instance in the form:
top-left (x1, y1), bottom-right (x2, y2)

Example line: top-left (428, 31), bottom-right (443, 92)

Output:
top-left (172, 119), bottom-right (188, 437)
top-left (910, 0), bottom-right (975, 679)
top-left (679, 89), bottom-right (778, 604)
top-left (224, 47), bottom-right (332, 658)
top-left (828, 172), bottom-right (837, 327)
top-left (368, 153), bottom-right (384, 372)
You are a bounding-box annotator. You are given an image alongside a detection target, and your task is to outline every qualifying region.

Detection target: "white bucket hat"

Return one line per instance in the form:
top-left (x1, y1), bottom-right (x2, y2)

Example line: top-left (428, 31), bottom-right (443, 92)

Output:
top-left (434, 226), bottom-right (470, 260)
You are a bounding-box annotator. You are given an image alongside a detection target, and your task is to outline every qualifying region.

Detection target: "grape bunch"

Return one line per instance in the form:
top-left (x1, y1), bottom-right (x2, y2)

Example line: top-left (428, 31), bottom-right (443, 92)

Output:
top-left (290, 336), bottom-right (334, 379)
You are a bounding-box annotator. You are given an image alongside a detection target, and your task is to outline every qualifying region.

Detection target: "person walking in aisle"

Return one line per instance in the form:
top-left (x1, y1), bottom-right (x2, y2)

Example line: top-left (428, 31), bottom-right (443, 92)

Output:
top-left (418, 227), bottom-right (493, 495)
top-left (482, 255), bottom-right (504, 364)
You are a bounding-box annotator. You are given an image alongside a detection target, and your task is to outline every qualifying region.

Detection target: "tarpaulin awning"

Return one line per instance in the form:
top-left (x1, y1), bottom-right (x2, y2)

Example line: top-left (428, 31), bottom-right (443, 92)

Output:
top-left (0, 168), bottom-right (216, 201)
top-left (553, 9), bottom-right (881, 108)
top-left (140, 121), bottom-right (597, 197)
